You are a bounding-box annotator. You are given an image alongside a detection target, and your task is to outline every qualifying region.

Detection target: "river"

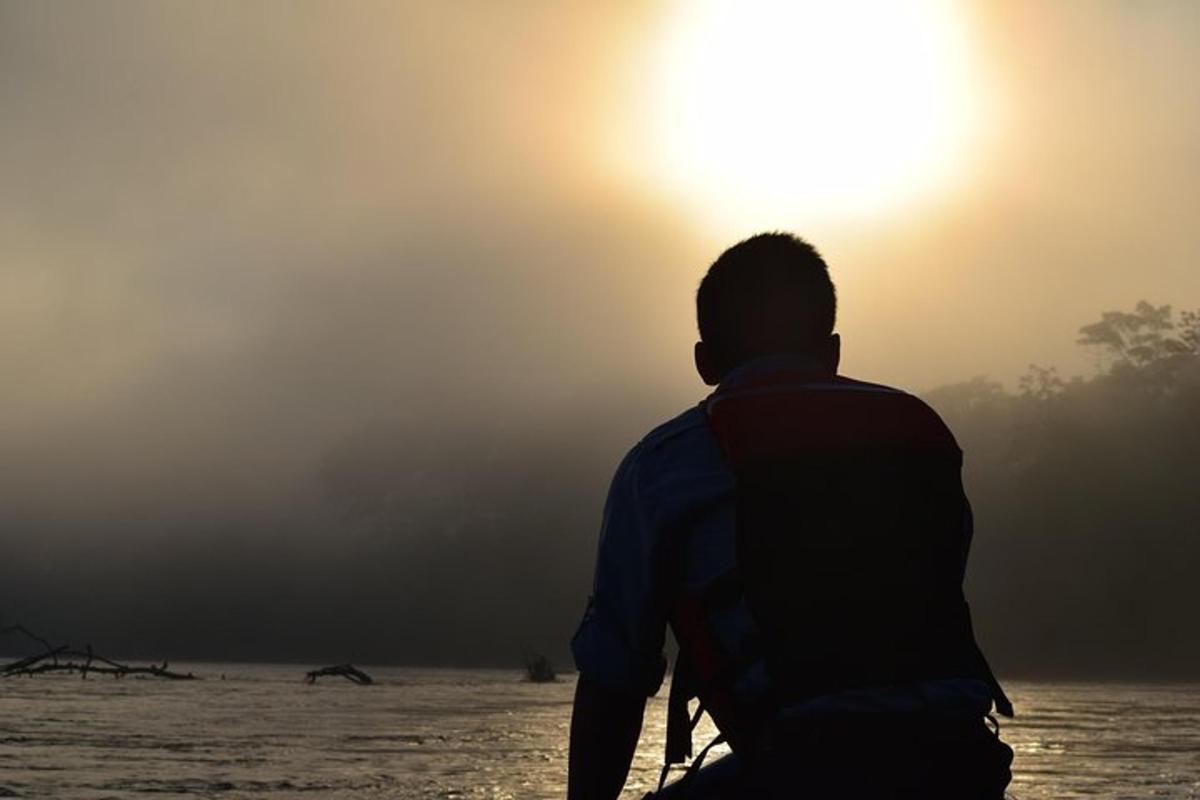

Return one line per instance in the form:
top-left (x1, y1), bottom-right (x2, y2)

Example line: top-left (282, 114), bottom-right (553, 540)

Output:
top-left (2, 665), bottom-right (1197, 798)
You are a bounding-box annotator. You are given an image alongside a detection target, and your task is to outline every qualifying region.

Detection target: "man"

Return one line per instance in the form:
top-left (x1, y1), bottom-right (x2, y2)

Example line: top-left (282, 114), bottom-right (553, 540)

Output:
top-left (568, 233), bottom-right (1013, 799)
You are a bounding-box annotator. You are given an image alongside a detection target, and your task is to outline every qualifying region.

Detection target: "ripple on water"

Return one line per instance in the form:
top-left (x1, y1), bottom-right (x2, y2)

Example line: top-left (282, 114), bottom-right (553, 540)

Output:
top-left (2, 670), bottom-right (1198, 799)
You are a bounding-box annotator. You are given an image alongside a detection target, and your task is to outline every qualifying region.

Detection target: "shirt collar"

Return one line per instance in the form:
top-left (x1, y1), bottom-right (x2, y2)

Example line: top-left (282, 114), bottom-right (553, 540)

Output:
top-left (717, 353), bottom-right (832, 391)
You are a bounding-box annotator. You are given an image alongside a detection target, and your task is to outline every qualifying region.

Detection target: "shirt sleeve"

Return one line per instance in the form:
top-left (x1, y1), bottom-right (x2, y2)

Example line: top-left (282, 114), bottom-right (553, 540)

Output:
top-left (570, 444), bottom-right (668, 696)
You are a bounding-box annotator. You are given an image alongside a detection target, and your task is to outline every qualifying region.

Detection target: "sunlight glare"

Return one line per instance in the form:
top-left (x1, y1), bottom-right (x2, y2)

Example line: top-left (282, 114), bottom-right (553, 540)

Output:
top-left (633, 0), bottom-right (985, 231)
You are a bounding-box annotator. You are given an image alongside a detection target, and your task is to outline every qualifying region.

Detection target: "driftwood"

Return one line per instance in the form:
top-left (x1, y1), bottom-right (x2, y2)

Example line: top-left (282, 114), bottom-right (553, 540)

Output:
top-left (1, 624), bottom-right (196, 681)
top-left (523, 652), bottom-right (556, 683)
top-left (305, 663), bottom-right (373, 685)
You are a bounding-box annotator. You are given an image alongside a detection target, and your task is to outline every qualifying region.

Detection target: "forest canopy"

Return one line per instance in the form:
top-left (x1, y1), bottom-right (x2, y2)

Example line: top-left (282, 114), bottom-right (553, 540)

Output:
top-left (925, 302), bottom-right (1200, 678)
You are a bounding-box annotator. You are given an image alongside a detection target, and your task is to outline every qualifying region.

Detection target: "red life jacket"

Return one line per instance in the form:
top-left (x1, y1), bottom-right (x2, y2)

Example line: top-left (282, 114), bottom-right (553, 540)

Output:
top-left (661, 370), bottom-right (1012, 775)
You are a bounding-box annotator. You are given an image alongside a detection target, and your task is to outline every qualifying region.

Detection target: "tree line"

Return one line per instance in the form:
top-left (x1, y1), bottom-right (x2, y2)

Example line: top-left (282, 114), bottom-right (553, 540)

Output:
top-left (925, 302), bottom-right (1200, 679)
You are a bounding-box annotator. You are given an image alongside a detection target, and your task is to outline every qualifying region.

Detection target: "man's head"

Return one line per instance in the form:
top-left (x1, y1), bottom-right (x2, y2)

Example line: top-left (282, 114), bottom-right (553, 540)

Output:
top-left (695, 232), bottom-right (838, 385)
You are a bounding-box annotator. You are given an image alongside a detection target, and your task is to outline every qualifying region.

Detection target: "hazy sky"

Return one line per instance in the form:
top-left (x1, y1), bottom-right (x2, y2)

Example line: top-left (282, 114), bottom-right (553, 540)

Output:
top-left (2, 1), bottom-right (1198, 665)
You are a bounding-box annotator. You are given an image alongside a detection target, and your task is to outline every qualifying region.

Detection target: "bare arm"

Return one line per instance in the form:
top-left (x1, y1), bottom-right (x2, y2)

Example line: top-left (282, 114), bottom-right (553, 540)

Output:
top-left (567, 673), bottom-right (647, 800)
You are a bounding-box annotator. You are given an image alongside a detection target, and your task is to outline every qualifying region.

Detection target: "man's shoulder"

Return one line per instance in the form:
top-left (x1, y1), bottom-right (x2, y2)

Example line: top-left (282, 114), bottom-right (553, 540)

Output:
top-left (835, 374), bottom-right (941, 408)
top-left (613, 404), bottom-right (719, 483)
top-left (831, 374), bottom-right (908, 394)
top-left (836, 375), bottom-right (959, 449)
top-left (638, 404), bottom-right (709, 451)
top-left (721, 372), bottom-right (958, 452)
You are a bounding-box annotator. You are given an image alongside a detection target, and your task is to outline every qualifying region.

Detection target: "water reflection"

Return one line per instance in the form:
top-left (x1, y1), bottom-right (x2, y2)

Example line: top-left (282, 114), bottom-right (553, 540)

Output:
top-left (1, 667), bottom-right (1196, 798)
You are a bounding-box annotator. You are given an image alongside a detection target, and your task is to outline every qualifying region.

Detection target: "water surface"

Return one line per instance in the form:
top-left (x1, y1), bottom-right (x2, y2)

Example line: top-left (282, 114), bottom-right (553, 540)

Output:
top-left (1, 664), bottom-right (1196, 798)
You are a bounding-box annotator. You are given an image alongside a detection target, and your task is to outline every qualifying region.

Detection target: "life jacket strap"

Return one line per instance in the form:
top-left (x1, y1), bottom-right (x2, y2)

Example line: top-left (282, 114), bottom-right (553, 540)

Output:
top-left (663, 652), bottom-right (696, 767)
top-left (659, 649), bottom-right (714, 793)
top-left (679, 732), bottom-right (727, 786)
top-left (963, 600), bottom-right (1014, 718)
top-left (657, 705), bottom-right (724, 793)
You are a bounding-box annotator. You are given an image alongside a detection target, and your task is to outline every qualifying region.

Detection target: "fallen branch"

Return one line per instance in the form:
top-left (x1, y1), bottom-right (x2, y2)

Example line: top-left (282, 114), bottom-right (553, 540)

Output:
top-left (10, 661), bottom-right (196, 680)
top-left (305, 663), bottom-right (373, 685)
top-left (1, 624), bottom-right (197, 680)
top-left (0, 624), bottom-right (57, 654)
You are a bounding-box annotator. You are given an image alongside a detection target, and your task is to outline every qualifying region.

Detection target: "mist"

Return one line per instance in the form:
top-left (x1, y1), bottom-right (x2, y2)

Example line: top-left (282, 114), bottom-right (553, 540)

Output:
top-left (2, 2), bottom-right (1199, 678)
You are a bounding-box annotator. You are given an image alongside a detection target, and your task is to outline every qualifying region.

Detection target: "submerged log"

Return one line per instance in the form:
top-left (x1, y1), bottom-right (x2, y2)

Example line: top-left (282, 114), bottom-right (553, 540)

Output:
top-left (1, 624), bottom-right (196, 680)
top-left (9, 661), bottom-right (196, 680)
top-left (305, 663), bottom-right (374, 685)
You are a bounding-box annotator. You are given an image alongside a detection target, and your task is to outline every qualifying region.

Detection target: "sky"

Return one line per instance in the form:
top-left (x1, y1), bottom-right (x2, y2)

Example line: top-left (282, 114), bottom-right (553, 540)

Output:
top-left (2, 1), bottom-right (1198, 669)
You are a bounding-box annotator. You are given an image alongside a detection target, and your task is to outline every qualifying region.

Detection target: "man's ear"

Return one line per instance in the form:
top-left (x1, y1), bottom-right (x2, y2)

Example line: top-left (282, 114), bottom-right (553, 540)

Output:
top-left (823, 333), bottom-right (841, 374)
top-left (694, 341), bottom-right (722, 386)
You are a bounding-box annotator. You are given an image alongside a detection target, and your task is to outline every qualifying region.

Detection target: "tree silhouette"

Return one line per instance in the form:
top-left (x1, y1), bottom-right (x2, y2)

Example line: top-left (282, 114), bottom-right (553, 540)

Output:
top-left (1076, 301), bottom-right (1191, 368)
top-left (1179, 309), bottom-right (1200, 355)
top-left (1017, 364), bottom-right (1065, 401)
top-left (923, 300), bottom-right (1200, 679)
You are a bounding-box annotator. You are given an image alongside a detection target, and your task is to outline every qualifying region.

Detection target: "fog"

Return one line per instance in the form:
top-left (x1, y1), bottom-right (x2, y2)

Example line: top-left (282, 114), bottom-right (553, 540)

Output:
top-left (2, 2), bottom-right (1198, 677)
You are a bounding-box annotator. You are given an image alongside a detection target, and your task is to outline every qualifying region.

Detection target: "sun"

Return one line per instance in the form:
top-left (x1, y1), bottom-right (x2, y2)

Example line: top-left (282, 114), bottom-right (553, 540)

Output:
top-left (624, 0), bottom-right (987, 232)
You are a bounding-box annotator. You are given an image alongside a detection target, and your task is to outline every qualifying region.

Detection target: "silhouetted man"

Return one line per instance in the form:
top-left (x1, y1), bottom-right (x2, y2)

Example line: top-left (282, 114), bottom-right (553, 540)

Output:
top-left (568, 233), bottom-right (1013, 799)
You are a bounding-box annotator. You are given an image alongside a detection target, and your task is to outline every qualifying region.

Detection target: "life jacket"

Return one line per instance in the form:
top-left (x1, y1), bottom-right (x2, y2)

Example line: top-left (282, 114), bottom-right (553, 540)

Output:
top-left (659, 370), bottom-right (1012, 784)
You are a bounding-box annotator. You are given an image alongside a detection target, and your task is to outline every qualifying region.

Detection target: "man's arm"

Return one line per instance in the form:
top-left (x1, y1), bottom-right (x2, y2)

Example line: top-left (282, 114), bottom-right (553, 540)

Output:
top-left (567, 673), bottom-right (646, 800)
top-left (569, 432), bottom-right (680, 798)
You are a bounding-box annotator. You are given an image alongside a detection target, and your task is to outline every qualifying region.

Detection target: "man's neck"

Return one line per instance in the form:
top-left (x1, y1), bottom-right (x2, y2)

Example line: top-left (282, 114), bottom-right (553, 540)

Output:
top-left (718, 353), bottom-right (833, 388)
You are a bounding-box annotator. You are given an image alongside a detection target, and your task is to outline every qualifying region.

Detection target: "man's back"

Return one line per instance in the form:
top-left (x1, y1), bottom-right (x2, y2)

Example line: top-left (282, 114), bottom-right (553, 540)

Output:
top-left (567, 234), bottom-right (1011, 800)
top-left (707, 365), bottom-right (982, 706)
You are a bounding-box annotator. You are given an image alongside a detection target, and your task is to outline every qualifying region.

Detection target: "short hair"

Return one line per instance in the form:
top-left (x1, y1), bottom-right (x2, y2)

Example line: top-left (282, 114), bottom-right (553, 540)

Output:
top-left (696, 232), bottom-right (836, 371)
